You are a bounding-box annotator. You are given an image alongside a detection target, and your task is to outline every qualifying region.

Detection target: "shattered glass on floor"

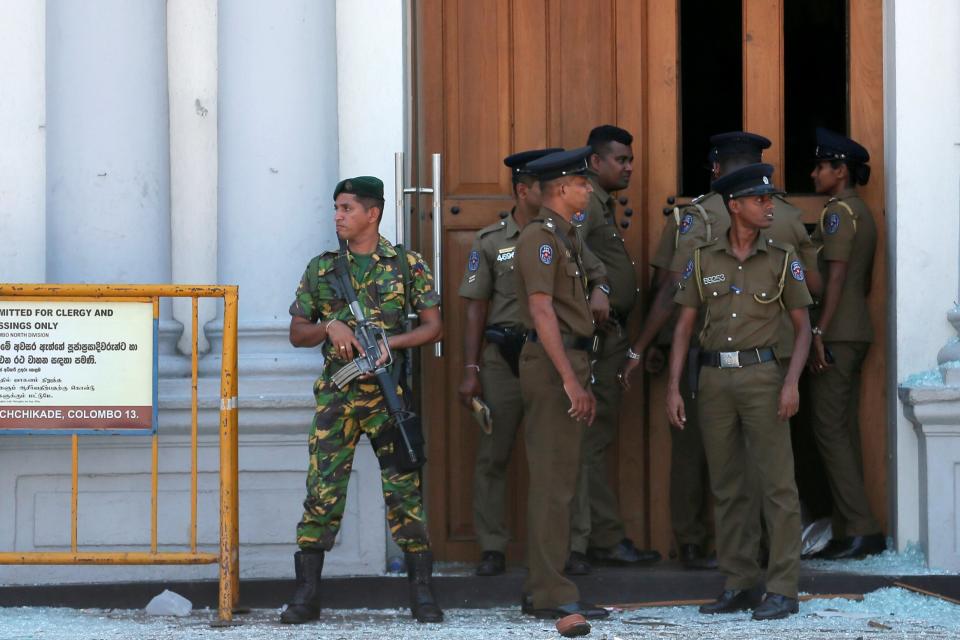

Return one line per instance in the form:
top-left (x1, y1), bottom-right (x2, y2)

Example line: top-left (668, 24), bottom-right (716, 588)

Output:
top-left (804, 542), bottom-right (958, 576)
top-left (1, 587), bottom-right (958, 640)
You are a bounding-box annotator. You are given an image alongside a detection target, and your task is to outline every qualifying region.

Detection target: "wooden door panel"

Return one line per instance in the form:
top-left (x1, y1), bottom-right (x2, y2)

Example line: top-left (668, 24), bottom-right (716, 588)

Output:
top-left (443, 0), bottom-right (512, 196)
top-left (416, 0), bottom-right (887, 563)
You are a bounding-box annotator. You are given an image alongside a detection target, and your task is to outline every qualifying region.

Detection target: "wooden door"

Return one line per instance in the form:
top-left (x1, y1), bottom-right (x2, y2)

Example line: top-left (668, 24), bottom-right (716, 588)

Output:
top-left (412, 0), bottom-right (886, 562)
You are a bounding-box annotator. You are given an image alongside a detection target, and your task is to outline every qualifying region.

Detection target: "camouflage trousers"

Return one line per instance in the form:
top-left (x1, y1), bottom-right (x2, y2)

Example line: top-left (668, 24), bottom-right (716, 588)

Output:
top-left (296, 377), bottom-right (430, 553)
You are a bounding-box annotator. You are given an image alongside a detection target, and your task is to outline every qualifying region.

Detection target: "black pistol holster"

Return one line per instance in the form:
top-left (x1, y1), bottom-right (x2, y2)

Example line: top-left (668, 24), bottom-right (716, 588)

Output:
top-left (483, 325), bottom-right (526, 377)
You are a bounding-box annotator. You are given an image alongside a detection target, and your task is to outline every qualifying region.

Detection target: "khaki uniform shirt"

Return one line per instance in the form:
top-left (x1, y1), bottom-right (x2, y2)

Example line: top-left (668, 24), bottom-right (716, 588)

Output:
top-left (516, 207), bottom-right (605, 338)
top-left (669, 192), bottom-right (817, 357)
top-left (458, 211), bottom-right (523, 327)
top-left (674, 232), bottom-right (812, 352)
top-left (811, 189), bottom-right (876, 343)
top-left (670, 192), bottom-right (817, 275)
top-left (574, 178), bottom-right (638, 317)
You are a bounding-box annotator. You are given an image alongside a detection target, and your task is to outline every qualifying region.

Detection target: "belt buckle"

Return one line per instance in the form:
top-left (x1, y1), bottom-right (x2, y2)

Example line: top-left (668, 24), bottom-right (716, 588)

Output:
top-left (719, 351), bottom-right (741, 368)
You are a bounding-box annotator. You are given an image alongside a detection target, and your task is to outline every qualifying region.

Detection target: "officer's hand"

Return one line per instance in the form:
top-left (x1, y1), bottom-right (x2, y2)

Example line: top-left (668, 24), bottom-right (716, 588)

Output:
top-left (778, 382), bottom-right (800, 421)
top-left (808, 335), bottom-right (831, 374)
top-left (645, 346), bottom-right (667, 374)
top-left (619, 357), bottom-right (640, 390)
top-left (458, 369), bottom-right (483, 408)
top-left (589, 289), bottom-right (610, 325)
top-left (327, 319), bottom-right (364, 360)
top-left (563, 378), bottom-right (593, 425)
top-left (666, 387), bottom-right (686, 429)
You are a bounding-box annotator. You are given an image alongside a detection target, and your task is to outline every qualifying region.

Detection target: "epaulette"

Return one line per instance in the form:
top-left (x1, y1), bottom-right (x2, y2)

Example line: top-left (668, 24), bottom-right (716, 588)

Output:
top-left (541, 217), bottom-right (556, 230)
top-left (691, 192), bottom-right (709, 205)
top-left (765, 237), bottom-right (795, 254)
top-left (478, 219), bottom-right (507, 238)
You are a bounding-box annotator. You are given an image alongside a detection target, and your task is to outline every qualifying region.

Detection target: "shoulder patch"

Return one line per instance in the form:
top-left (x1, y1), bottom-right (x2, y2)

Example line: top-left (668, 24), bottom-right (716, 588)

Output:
top-left (538, 243), bottom-right (554, 265)
top-left (467, 250), bottom-right (480, 272)
top-left (682, 259), bottom-right (694, 281)
top-left (790, 260), bottom-right (805, 281)
top-left (679, 212), bottom-right (695, 235)
top-left (824, 212), bottom-right (841, 235)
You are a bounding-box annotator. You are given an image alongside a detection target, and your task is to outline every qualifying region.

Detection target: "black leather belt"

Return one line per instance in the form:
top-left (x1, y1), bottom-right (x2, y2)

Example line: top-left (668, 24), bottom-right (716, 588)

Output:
top-left (527, 329), bottom-right (595, 352)
top-left (699, 346), bottom-right (777, 368)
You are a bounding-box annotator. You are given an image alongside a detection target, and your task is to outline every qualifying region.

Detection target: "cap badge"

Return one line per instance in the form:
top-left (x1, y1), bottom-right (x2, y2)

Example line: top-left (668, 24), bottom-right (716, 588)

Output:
top-left (762, 176), bottom-right (769, 185)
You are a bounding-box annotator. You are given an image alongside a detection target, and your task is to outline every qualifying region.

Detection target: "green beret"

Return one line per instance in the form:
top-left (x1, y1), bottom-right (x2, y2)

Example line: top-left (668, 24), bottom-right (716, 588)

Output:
top-left (333, 176), bottom-right (384, 200)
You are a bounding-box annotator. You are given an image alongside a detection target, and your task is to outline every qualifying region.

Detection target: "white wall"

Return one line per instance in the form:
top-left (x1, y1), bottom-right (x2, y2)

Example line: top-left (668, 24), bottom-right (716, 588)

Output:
top-left (0, 1), bottom-right (45, 282)
top-left (886, 0), bottom-right (960, 548)
top-left (336, 0), bottom-right (407, 244)
top-left (45, 0), bottom-right (171, 285)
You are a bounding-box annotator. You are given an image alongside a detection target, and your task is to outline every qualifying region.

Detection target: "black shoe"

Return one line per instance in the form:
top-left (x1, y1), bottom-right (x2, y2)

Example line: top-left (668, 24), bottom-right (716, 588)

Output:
top-left (818, 533), bottom-right (886, 560)
top-left (588, 538), bottom-right (661, 566)
top-left (523, 596), bottom-right (609, 620)
top-left (751, 593), bottom-right (799, 620)
top-left (280, 550), bottom-right (324, 624)
top-left (698, 587), bottom-right (764, 614)
top-left (475, 550), bottom-right (506, 576)
top-left (406, 551), bottom-right (444, 623)
top-left (807, 537), bottom-right (849, 560)
top-left (680, 544), bottom-right (718, 570)
top-left (564, 551), bottom-right (592, 575)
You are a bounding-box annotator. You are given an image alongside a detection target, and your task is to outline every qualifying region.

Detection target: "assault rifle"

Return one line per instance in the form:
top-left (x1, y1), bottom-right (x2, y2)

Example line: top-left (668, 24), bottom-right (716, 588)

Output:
top-left (329, 239), bottom-right (425, 471)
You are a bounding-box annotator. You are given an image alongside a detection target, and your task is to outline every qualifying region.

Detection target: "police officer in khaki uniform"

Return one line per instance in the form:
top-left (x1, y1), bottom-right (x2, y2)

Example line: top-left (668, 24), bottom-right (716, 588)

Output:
top-left (668, 164), bottom-right (811, 621)
top-left (568, 125), bottom-right (660, 573)
top-left (623, 133), bottom-right (820, 569)
top-left (807, 128), bottom-right (883, 559)
top-left (457, 147), bottom-right (561, 576)
top-left (515, 147), bottom-right (609, 620)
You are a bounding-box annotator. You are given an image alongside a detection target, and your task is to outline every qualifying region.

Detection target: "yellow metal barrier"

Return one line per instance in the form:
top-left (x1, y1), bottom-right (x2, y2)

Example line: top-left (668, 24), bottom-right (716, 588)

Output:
top-left (0, 284), bottom-right (240, 622)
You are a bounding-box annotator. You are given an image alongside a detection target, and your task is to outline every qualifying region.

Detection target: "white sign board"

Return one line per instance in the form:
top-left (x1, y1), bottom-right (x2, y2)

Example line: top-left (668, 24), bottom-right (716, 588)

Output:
top-left (0, 300), bottom-right (157, 434)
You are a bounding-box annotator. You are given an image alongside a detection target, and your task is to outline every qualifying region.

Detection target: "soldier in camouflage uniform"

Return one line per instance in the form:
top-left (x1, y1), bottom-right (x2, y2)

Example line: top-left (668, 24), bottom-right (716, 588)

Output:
top-left (283, 176), bottom-right (443, 625)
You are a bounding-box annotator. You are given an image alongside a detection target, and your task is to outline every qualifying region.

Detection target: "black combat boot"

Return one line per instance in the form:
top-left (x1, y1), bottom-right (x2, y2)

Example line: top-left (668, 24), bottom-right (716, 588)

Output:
top-left (405, 551), bottom-right (444, 623)
top-left (280, 549), bottom-right (324, 624)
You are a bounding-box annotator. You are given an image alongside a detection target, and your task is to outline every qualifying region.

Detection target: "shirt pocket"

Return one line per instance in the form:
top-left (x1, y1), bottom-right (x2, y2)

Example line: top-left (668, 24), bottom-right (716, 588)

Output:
top-left (564, 261), bottom-right (585, 298)
top-left (493, 260), bottom-right (518, 299)
top-left (375, 277), bottom-right (404, 328)
top-left (745, 284), bottom-right (781, 320)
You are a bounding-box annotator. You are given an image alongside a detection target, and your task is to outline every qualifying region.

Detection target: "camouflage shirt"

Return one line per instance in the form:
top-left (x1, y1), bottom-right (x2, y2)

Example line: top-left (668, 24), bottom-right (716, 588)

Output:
top-left (289, 235), bottom-right (440, 366)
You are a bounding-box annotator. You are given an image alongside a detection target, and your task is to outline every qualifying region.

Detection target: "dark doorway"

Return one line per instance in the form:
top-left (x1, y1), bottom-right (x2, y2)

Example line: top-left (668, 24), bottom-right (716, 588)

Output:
top-left (784, 0), bottom-right (848, 193)
top-left (679, 0), bottom-right (742, 196)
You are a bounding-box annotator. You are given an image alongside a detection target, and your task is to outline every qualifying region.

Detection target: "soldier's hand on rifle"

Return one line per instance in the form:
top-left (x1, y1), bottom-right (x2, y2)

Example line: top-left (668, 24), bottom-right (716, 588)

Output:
top-left (458, 366), bottom-right (483, 408)
top-left (326, 319), bottom-right (364, 361)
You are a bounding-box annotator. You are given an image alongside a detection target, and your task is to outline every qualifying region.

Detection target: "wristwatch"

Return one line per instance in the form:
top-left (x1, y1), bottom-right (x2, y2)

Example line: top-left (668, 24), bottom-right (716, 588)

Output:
top-left (811, 326), bottom-right (824, 336)
top-left (596, 284), bottom-right (611, 296)
top-left (626, 347), bottom-right (642, 361)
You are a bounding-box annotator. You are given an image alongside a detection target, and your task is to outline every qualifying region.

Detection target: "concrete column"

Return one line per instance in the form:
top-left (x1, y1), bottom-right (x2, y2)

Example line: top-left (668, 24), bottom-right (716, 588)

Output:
top-left (0, 1), bottom-right (46, 282)
top-left (216, 0), bottom-right (339, 377)
top-left (168, 0), bottom-right (218, 354)
top-left (886, 0), bottom-right (960, 549)
top-left (46, 0), bottom-right (170, 285)
top-left (335, 0), bottom-right (406, 243)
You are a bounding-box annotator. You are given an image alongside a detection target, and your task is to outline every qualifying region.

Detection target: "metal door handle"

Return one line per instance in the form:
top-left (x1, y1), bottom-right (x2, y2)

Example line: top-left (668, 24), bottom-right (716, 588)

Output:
top-left (393, 151), bottom-right (443, 358)
top-left (430, 153), bottom-right (442, 358)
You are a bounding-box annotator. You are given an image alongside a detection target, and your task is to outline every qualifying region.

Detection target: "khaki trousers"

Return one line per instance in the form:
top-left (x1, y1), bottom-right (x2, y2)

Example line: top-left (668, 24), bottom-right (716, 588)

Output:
top-left (569, 329), bottom-right (628, 552)
top-left (698, 360), bottom-right (801, 599)
top-left (809, 341), bottom-right (880, 537)
top-left (520, 341), bottom-right (589, 609)
top-left (473, 343), bottom-right (525, 552)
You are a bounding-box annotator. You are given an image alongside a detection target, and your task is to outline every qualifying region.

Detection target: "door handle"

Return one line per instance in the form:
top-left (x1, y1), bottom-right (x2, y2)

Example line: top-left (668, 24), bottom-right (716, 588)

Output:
top-left (429, 153), bottom-right (442, 358)
top-left (394, 151), bottom-right (443, 358)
